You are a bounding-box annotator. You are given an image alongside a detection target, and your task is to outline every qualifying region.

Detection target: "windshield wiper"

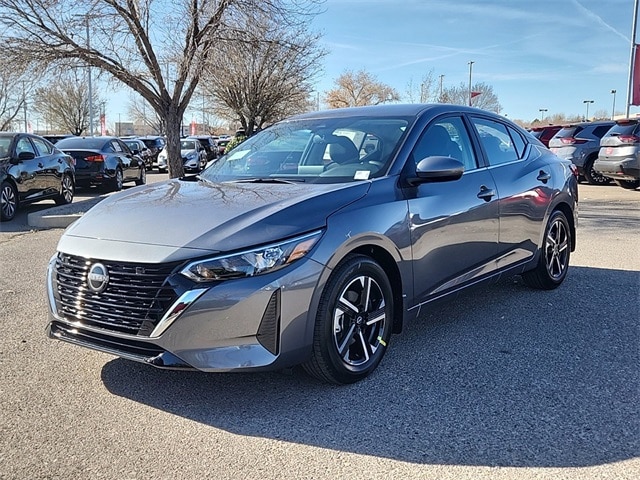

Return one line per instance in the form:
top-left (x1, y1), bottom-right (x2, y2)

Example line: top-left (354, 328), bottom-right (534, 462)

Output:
top-left (230, 177), bottom-right (305, 184)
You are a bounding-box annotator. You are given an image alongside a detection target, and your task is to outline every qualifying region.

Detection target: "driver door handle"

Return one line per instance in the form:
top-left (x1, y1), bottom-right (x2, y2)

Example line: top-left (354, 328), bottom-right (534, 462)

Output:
top-left (477, 185), bottom-right (496, 202)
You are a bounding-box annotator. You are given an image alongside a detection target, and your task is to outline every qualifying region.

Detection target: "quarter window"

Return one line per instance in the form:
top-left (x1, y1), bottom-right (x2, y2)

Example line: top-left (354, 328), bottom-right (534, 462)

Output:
top-left (32, 137), bottom-right (53, 156)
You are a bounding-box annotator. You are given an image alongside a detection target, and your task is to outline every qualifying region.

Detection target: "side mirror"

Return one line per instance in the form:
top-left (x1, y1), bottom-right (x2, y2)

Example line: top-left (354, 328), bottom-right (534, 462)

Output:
top-left (17, 151), bottom-right (36, 161)
top-left (409, 156), bottom-right (464, 185)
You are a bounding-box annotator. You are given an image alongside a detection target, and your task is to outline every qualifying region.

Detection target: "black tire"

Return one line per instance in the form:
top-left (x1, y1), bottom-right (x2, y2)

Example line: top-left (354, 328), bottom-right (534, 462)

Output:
top-left (135, 166), bottom-right (146, 186)
top-left (110, 168), bottom-right (124, 192)
top-left (522, 210), bottom-right (571, 290)
top-left (1, 180), bottom-right (18, 222)
top-left (303, 255), bottom-right (393, 384)
top-left (54, 174), bottom-right (74, 205)
top-left (583, 157), bottom-right (611, 185)
top-left (614, 179), bottom-right (640, 190)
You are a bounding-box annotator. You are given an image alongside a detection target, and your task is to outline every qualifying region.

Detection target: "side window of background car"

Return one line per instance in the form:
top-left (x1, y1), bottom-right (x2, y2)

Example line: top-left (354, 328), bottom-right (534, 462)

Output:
top-left (112, 141), bottom-right (123, 153)
top-left (471, 117), bottom-right (519, 166)
top-left (15, 137), bottom-right (36, 157)
top-left (412, 117), bottom-right (478, 171)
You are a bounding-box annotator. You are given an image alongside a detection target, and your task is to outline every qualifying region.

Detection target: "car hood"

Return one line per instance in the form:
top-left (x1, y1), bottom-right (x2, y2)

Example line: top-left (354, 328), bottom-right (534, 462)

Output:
top-left (59, 178), bottom-right (370, 263)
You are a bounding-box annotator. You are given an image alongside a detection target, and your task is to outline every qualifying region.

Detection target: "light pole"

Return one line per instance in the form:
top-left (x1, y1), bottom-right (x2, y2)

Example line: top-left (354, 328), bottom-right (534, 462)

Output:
top-left (539, 108), bottom-right (548, 122)
top-left (583, 100), bottom-right (594, 120)
top-left (85, 17), bottom-right (93, 136)
top-left (468, 61), bottom-right (475, 106)
top-left (611, 89), bottom-right (617, 120)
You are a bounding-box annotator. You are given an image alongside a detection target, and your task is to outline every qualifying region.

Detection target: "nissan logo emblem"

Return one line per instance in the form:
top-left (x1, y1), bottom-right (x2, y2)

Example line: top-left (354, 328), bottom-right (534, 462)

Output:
top-left (87, 263), bottom-right (109, 293)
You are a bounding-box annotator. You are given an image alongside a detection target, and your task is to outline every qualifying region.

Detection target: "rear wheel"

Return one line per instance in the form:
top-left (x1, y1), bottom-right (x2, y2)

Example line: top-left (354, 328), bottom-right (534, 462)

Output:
top-left (109, 168), bottom-right (124, 192)
top-left (303, 255), bottom-right (393, 384)
top-left (522, 210), bottom-right (571, 290)
top-left (1, 180), bottom-right (18, 221)
top-left (54, 174), bottom-right (74, 205)
top-left (614, 179), bottom-right (640, 190)
top-left (583, 157), bottom-right (610, 185)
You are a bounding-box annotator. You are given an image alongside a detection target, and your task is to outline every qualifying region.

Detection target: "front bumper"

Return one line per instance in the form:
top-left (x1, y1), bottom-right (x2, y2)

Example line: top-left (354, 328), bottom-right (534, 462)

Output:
top-left (46, 253), bottom-right (325, 372)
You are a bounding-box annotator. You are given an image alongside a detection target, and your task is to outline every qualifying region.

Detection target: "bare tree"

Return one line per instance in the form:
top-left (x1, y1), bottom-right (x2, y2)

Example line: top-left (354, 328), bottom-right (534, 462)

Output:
top-left (0, 0), bottom-right (321, 177)
top-left (325, 70), bottom-right (400, 108)
top-left (405, 69), bottom-right (437, 103)
top-left (128, 94), bottom-right (164, 135)
top-left (203, 12), bottom-right (325, 134)
top-left (32, 71), bottom-right (100, 135)
top-left (0, 60), bottom-right (34, 131)
top-left (442, 81), bottom-right (502, 113)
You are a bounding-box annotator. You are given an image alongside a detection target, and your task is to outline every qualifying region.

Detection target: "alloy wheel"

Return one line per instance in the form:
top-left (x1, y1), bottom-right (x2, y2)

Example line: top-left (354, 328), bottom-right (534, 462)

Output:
top-left (62, 176), bottom-right (74, 203)
top-left (332, 275), bottom-right (387, 367)
top-left (1, 182), bottom-right (17, 220)
top-left (545, 217), bottom-right (569, 280)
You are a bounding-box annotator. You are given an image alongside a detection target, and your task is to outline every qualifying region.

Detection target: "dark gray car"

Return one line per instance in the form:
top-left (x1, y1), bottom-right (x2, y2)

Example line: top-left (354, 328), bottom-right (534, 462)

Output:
top-left (594, 118), bottom-right (640, 190)
top-left (549, 121), bottom-right (615, 184)
top-left (45, 104), bottom-right (578, 384)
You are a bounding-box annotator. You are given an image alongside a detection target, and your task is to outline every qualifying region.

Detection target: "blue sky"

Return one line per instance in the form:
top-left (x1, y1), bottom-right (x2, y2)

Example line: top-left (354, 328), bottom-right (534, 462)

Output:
top-left (309, 0), bottom-right (639, 121)
top-left (105, 0), bottom-right (638, 125)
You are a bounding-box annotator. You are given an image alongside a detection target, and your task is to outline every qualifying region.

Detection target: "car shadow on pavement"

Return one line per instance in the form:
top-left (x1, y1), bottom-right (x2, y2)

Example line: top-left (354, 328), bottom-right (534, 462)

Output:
top-left (101, 266), bottom-right (639, 468)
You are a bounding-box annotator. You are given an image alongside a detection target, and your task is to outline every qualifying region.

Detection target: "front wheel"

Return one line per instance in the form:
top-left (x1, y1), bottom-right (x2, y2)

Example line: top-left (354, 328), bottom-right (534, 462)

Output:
top-left (522, 210), bottom-right (571, 290)
top-left (614, 179), bottom-right (640, 190)
top-left (303, 255), bottom-right (393, 384)
top-left (135, 166), bottom-right (146, 186)
top-left (1, 180), bottom-right (18, 221)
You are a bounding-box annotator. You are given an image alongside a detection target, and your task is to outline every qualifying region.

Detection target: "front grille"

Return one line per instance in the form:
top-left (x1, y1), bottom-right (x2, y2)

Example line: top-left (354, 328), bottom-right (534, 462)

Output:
top-left (53, 253), bottom-right (183, 336)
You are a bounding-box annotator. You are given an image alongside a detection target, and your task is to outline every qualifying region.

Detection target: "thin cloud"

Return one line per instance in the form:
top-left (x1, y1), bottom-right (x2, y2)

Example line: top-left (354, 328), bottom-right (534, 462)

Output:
top-left (571, 0), bottom-right (630, 43)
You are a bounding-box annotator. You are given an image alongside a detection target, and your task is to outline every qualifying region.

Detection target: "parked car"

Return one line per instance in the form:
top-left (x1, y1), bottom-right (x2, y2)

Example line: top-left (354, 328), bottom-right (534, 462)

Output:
top-left (156, 139), bottom-right (207, 173)
top-left (215, 138), bottom-right (231, 156)
top-left (43, 134), bottom-right (75, 145)
top-left (594, 118), bottom-right (640, 189)
top-left (548, 121), bottom-right (615, 184)
top-left (55, 136), bottom-right (146, 192)
top-left (188, 135), bottom-right (218, 162)
top-left (0, 132), bottom-right (75, 221)
top-left (45, 104), bottom-right (577, 384)
top-left (137, 135), bottom-right (166, 169)
top-left (528, 124), bottom-right (563, 147)
top-left (122, 138), bottom-right (153, 170)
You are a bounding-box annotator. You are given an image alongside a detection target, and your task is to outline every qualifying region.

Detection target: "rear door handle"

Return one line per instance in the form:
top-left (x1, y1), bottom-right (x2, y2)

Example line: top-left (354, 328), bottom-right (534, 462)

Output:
top-left (537, 170), bottom-right (551, 183)
top-left (477, 185), bottom-right (496, 202)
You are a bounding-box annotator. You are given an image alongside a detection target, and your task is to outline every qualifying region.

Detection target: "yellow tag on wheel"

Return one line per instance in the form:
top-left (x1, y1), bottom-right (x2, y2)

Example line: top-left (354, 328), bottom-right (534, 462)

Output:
top-left (377, 336), bottom-right (387, 347)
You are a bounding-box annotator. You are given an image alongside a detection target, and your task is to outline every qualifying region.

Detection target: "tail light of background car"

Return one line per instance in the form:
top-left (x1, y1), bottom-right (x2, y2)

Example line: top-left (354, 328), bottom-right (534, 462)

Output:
top-left (617, 135), bottom-right (640, 144)
top-left (84, 154), bottom-right (105, 162)
top-left (560, 137), bottom-right (588, 145)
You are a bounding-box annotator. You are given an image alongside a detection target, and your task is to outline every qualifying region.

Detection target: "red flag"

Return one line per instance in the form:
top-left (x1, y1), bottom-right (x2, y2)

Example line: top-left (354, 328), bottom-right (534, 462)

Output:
top-left (470, 91), bottom-right (482, 99)
top-left (190, 119), bottom-right (196, 135)
top-left (633, 44), bottom-right (640, 106)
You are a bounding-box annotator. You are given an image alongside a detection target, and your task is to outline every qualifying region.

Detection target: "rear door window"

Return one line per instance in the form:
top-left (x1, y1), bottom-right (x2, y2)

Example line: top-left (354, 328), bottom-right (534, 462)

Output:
top-left (470, 117), bottom-right (519, 166)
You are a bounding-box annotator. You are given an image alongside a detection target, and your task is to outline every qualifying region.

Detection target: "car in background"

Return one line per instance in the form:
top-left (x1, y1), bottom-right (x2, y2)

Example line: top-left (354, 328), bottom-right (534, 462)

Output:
top-left (55, 136), bottom-right (146, 192)
top-left (594, 118), bottom-right (640, 190)
top-left (43, 134), bottom-right (75, 145)
top-left (45, 103), bottom-right (578, 385)
top-left (137, 135), bottom-right (166, 169)
top-left (156, 139), bottom-right (207, 173)
top-left (215, 138), bottom-right (231, 156)
top-left (528, 125), bottom-right (563, 147)
top-left (122, 138), bottom-right (153, 170)
top-left (548, 121), bottom-right (615, 184)
top-left (188, 135), bottom-right (218, 163)
top-left (0, 132), bottom-right (75, 221)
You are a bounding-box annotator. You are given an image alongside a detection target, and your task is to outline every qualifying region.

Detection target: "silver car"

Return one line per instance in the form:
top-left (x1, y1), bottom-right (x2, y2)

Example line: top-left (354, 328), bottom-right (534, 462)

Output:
top-left (548, 121), bottom-right (615, 184)
top-left (594, 119), bottom-right (640, 190)
top-left (46, 104), bottom-right (578, 384)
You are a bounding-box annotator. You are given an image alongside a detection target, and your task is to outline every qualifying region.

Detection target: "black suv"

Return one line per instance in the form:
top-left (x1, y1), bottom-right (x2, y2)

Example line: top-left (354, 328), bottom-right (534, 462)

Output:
top-left (1, 132), bottom-right (75, 221)
top-left (549, 121), bottom-right (615, 184)
top-left (137, 136), bottom-right (166, 166)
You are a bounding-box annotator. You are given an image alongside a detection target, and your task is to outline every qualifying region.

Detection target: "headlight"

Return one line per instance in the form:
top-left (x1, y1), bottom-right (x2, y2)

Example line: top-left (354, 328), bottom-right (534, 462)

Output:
top-left (181, 231), bottom-right (322, 282)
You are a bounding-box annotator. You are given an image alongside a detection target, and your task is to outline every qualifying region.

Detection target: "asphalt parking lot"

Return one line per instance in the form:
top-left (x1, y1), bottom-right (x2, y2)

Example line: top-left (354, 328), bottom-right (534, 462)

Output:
top-left (0, 183), bottom-right (638, 480)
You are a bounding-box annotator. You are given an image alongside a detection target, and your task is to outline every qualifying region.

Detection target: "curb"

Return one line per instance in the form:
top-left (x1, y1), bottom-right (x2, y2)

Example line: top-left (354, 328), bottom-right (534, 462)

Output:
top-left (27, 196), bottom-right (107, 229)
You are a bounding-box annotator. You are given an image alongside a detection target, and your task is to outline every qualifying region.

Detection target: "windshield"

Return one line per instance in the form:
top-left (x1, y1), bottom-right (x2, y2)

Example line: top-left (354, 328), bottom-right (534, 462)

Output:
top-left (200, 116), bottom-right (410, 184)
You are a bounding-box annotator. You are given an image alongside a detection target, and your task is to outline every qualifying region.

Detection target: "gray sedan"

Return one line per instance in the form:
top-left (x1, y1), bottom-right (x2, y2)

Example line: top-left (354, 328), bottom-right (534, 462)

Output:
top-left (45, 104), bottom-right (578, 384)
